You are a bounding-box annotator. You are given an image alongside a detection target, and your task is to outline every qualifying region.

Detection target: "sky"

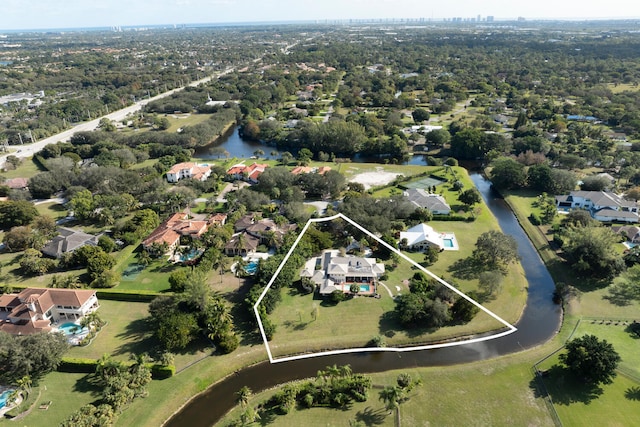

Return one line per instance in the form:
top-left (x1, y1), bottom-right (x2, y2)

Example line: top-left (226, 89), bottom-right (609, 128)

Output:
top-left (2, 0), bottom-right (640, 30)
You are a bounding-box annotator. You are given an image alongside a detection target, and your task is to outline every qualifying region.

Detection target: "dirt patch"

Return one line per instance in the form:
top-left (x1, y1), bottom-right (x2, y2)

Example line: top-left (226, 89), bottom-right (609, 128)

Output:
top-left (349, 168), bottom-right (403, 189)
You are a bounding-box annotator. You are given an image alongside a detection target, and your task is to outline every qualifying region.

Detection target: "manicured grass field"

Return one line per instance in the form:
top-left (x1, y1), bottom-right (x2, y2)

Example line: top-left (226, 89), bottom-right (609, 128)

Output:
top-left (15, 372), bottom-right (102, 427)
top-left (221, 349), bottom-right (555, 427)
top-left (535, 319), bottom-right (640, 427)
top-left (67, 300), bottom-right (153, 363)
top-left (115, 251), bottom-right (176, 293)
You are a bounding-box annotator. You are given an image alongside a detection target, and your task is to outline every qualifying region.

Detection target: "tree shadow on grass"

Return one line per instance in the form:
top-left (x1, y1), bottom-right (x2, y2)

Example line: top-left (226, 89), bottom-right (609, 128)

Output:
top-left (282, 320), bottom-right (310, 331)
top-left (603, 284), bottom-right (637, 306)
top-left (72, 373), bottom-right (103, 400)
top-left (447, 256), bottom-right (483, 280)
top-left (112, 318), bottom-right (160, 357)
top-left (533, 365), bottom-right (604, 405)
top-left (625, 386), bottom-right (640, 400)
top-left (355, 406), bottom-right (389, 425)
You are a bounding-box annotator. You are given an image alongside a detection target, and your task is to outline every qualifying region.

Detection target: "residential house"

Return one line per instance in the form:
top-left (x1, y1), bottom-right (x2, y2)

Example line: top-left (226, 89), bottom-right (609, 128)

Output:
top-left (166, 162), bottom-right (212, 183)
top-left (291, 166), bottom-right (332, 176)
top-left (224, 233), bottom-right (260, 257)
top-left (613, 225), bottom-right (640, 244)
top-left (41, 227), bottom-right (100, 259)
top-left (399, 223), bottom-right (445, 251)
top-left (226, 162), bottom-right (268, 184)
top-left (3, 177), bottom-right (29, 190)
top-left (555, 191), bottom-right (639, 223)
top-left (403, 189), bottom-right (451, 215)
top-left (225, 215), bottom-right (295, 256)
top-left (142, 211), bottom-right (226, 254)
top-left (0, 288), bottom-right (99, 336)
top-left (301, 251), bottom-right (384, 295)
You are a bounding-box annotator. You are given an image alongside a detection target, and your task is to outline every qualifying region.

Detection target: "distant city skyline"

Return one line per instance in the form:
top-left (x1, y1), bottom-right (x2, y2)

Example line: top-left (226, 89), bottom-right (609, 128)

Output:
top-left (2, 0), bottom-right (640, 31)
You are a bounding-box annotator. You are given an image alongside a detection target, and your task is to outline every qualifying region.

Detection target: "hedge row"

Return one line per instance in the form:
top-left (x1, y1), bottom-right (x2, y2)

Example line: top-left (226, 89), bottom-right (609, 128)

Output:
top-left (58, 357), bottom-right (175, 379)
top-left (432, 214), bottom-right (474, 222)
top-left (58, 357), bottom-right (98, 373)
top-left (95, 290), bottom-right (163, 302)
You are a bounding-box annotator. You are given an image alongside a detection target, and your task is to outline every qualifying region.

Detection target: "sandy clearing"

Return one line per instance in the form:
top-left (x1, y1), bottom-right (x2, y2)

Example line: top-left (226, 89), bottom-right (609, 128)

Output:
top-left (349, 168), bottom-right (404, 189)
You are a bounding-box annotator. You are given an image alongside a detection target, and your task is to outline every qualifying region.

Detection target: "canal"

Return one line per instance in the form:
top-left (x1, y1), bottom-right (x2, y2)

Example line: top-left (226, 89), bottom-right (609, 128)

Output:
top-left (165, 169), bottom-right (562, 427)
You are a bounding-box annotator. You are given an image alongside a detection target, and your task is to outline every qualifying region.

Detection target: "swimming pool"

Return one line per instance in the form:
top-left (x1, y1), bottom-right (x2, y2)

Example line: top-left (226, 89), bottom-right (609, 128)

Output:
top-left (443, 238), bottom-right (454, 248)
top-left (348, 284), bottom-right (371, 292)
top-left (0, 389), bottom-right (15, 409)
top-left (244, 260), bottom-right (259, 275)
top-left (58, 322), bottom-right (88, 336)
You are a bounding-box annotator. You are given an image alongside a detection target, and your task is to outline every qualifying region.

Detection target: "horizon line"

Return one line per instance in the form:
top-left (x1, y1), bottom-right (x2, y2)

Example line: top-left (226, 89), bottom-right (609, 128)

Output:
top-left (3, 16), bottom-right (640, 33)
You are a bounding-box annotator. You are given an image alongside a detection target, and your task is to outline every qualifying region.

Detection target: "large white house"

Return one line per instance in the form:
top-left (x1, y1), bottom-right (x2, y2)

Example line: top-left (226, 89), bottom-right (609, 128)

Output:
top-left (166, 162), bottom-right (212, 183)
top-left (555, 191), bottom-right (639, 223)
top-left (301, 251), bottom-right (384, 295)
top-left (0, 288), bottom-right (99, 335)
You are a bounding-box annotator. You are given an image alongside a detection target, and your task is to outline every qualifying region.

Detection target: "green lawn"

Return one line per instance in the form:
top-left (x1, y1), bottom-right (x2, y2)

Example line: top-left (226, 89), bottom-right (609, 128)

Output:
top-left (265, 168), bottom-right (527, 358)
top-left (115, 250), bottom-right (176, 293)
top-left (535, 319), bottom-right (640, 427)
top-left (8, 372), bottom-right (102, 426)
top-left (221, 348), bottom-right (555, 427)
top-left (67, 300), bottom-right (153, 363)
top-left (34, 201), bottom-right (68, 221)
top-left (0, 157), bottom-right (43, 180)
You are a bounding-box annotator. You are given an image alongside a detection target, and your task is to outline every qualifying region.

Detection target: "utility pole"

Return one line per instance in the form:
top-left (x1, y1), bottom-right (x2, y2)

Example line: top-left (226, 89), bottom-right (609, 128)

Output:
top-left (28, 129), bottom-right (35, 143)
top-left (18, 133), bottom-right (23, 145)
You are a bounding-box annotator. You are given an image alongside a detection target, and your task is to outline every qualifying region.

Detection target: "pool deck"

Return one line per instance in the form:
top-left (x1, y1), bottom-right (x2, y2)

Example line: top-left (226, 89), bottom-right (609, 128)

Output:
top-left (440, 232), bottom-right (460, 251)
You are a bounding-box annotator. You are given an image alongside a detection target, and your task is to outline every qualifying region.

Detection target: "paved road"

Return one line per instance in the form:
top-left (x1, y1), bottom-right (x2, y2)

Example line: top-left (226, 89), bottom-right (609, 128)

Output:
top-left (0, 68), bottom-right (235, 169)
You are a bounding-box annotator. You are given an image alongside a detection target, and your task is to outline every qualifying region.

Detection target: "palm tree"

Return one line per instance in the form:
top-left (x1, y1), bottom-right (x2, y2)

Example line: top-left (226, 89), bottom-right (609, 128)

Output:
top-left (379, 385), bottom-right (403, 413)
top-left (16, 375), bottom-right (32, 397)
top-left (236, 386), bottom-right (252, 408)
top-left (240, 406), bottom-right (260, 425)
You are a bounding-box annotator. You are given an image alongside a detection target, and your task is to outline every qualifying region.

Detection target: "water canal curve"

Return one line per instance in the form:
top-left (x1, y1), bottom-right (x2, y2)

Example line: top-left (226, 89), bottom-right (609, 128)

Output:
top-left (165, 172), bottom-right (562, 427)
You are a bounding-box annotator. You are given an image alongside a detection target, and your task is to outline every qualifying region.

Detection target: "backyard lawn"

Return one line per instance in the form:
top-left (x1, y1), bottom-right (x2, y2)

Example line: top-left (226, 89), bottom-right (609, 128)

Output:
top-left (264, 175), bottom-right (527, 358)
top-left (536, 319), bottom-right (640, 427)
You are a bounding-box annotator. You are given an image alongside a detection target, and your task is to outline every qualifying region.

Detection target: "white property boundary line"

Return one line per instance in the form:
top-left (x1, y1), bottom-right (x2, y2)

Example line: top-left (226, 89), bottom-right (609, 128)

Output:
top-left (253, 213), bottom-right (517, 364)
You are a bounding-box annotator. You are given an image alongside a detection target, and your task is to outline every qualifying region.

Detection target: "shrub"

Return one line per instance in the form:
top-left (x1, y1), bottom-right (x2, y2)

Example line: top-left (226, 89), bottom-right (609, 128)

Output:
top-left (58, 358), bottom-right (99, 373)
top-left (217, 333), bottom-right (240, 354)
top-left (150, 364), bottom-right (175, 379)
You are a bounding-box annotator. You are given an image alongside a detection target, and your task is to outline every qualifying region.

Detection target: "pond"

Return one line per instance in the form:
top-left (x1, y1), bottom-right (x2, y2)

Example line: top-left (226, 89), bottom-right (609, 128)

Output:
top-left (194, 125), bottom-right (429, 165)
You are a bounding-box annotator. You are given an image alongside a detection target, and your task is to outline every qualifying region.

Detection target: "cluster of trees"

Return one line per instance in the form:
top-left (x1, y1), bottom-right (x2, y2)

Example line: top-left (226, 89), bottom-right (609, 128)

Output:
top-left (61, 354), bottom-right (152, 427)
top-left (553, 211), bottom-right (626, 282)
top-left (149, 270), bottom-right (238, 353)
top-left (0, 331), bottom-right (68, 383)
top-left (394, 272), bottom-right (479, 329)
top-left (245, 365), bottom-right (371, 421)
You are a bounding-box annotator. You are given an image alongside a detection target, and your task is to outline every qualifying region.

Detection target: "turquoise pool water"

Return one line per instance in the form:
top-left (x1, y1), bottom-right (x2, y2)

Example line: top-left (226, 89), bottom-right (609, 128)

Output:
top-left (179, 248), bottom-right (203, 262)
top-left (58, 322), bottom-right (88, 336)
top-left (0, 389), bottom-right (15, 409)
top-left (244, 261), bottom-right (259, 274)
top-left (443, 238), bottom-right (454, 248)
top-left (352, 284), bottom-right (371, 292)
